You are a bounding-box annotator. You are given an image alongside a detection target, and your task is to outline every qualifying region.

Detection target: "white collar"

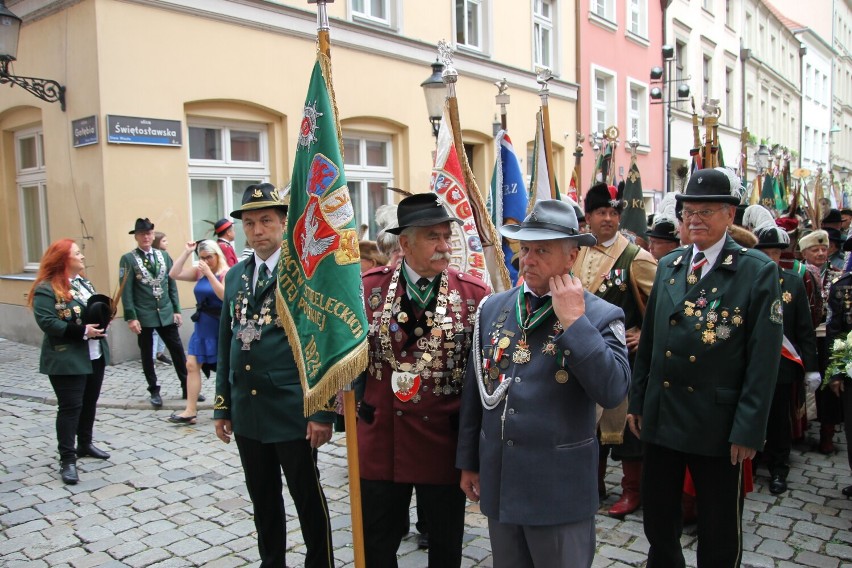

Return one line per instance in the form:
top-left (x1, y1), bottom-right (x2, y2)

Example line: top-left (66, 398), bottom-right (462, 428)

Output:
top-left (692, 236), bottom-right (727, 268)
top-left (600, 234), bottom-right (619, 248)
top-left (402, 260), bottom-right (434, 284)
top-left (521, 283), bottom-right (551, 298)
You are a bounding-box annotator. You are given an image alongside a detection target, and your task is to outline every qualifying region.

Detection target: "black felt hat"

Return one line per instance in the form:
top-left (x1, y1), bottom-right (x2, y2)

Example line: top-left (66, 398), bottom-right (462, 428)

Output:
top-left (645, 219), bottom-right (680, 242)
top-left (676, 168), bottom-right (741, 205)
top-left (825, 227), bottom-right (844, 243)
top-left (129, 218), bottom-right (155, 234)
top-left (84, 294), bottom-right (113, 328)
top-left (754, 226), bottom-right (791, 249)
top-left (230, 183), bottom-right (288, 219)
top-left (823, 209), bottom-right (842, 224)
top-left (584, 182), bottom-right (623, 213)
top-left (385, 193), bottom-right (462, 235)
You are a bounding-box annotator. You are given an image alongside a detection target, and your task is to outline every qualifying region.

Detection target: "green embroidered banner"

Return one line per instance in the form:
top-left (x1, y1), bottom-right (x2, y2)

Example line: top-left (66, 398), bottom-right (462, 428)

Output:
top-left (277, 55), bottom-right (368, 416)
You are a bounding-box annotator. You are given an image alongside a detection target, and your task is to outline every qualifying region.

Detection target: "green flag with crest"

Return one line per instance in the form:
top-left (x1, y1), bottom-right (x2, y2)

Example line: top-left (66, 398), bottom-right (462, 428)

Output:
top-left (278, 55), bottom-right (368, 415)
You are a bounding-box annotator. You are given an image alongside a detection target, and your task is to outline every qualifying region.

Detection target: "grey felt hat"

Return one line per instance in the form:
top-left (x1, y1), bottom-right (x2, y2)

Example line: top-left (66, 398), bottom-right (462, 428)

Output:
top-left (499, 200), bottom-right (597, 247)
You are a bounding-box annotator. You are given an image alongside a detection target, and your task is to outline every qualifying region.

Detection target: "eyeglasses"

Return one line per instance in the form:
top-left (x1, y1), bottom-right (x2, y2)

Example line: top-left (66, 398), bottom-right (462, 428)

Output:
top-left (681, 207), bottom-right (724, 221)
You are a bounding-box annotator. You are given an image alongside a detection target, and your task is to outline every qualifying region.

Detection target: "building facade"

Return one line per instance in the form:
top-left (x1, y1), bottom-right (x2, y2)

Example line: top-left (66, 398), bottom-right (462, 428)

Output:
top-left (0, 0), bottom-right (579, 357)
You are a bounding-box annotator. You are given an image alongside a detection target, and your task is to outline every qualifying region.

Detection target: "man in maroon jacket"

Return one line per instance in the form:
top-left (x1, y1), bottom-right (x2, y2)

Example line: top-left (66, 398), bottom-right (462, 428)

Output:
top-left (213, 218), bottom-right (239, 267)
top-left (358, 193), bottom-right (490, 568)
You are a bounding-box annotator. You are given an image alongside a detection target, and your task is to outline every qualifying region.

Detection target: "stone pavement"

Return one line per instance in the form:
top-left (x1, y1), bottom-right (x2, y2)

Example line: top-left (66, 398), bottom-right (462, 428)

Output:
top-left (1, 336), bottom-right (851, 567)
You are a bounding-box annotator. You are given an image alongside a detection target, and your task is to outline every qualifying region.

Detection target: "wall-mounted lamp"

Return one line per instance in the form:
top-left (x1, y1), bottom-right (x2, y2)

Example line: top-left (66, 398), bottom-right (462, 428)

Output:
top-left (0, 1), bottom-right (66, 111)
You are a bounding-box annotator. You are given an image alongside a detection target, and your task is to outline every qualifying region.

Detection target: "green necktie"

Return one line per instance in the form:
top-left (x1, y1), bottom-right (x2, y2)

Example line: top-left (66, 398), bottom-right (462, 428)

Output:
top-left (256, 263), bottom-right (269, 292)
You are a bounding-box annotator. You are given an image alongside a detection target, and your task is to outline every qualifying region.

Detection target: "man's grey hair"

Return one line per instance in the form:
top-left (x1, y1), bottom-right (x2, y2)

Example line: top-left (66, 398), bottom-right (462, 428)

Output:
top-left (376, 228), bottom-right (401, 257)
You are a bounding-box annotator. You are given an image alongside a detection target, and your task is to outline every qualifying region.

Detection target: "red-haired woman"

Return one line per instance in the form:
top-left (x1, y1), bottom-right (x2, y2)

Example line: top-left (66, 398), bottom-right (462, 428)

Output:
top-left (29, 239), bottom-right (111, 485)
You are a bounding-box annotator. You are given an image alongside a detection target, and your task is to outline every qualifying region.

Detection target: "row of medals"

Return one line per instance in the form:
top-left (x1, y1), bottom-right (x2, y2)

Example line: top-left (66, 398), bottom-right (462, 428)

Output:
top-left (483, 308), bottom-right (570, 386)
top-left (370, 270), bottom-right (475, 403)
top-left (683, 290), bottom-right (742, 345)
top-left (54, 282), bottom-right (88, 323)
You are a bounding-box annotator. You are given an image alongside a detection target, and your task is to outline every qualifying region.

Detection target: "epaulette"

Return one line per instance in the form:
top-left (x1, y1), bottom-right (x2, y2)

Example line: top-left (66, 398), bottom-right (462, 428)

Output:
top-left (453, 271), bottom-right (490, 291)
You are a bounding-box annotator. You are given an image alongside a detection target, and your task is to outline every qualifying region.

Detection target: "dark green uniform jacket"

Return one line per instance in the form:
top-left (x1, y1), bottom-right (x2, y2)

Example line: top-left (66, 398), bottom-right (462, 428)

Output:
top-left (119, 249), bottom-right (180, 326)
top-left (629, 236), bottom-right (783, 456)
top-left (778, 268), bottom-right (818, 384)
top-left (33, 280), bottom-right (111, 375)
top-left (213, 255), bottom-right (332, 443)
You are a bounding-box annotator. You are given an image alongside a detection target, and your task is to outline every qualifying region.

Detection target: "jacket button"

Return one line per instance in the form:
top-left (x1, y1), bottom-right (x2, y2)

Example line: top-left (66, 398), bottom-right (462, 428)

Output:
top-left (507, 440), bottom-right (514, 447)
top-left (665, 350), bottom-right (672, 358)
top-left (396, 410), bottom-right (403, 416)
top-left (689, 356), bottom-right (696, 362)
top-left (515, 377), bottom-right (521, 383)
top-left (663, 381), bottom-right (670, 388)
top-left (687, 386), bottom-right (694, 392)
top-left (670, 319), bottom-right (677, 326)
top-left (669, 278), bottom-right (675, 284)
top-left (563, 349), bottom-right (571, 357)
top-left (423, 416), bottom-right (429, 421)
top-left (695, 324), bottom-right (701, 330)
top-left (508, 408), bottom-right (516, 415)
top-left (251, 389), bottom-right (257, 395)
top-left (245, 365), bottom-right (251, 371)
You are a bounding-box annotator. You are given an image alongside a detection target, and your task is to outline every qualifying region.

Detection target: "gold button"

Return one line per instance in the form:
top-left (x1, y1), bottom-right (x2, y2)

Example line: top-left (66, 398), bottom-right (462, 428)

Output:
top-left (712, 288), bottom-right (718, 293)
top-left (689, 356), bottom-right (696, 362)
top-left (251, 389), bottom-right (257, 395)
top-left (687, 386), bottom-right (694, 392)
top-left (665, 350), bottom-right (672, 358)
top-left (670, 319), bottom-right (677, 326)
top-left (245, 364), bottom-right (251, 371)
top-left (695, 324), bottom-right (701, 330)
top-left (663, 381), bottom-right (671, 388)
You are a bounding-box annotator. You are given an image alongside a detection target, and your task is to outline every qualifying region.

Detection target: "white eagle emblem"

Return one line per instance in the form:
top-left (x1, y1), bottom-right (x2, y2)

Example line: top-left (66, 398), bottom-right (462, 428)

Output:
top-left (300, 200), bottom-right (336, 262)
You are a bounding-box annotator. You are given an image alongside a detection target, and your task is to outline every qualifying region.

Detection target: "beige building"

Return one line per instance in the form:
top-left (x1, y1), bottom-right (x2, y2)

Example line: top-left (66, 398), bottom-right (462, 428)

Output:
top-left (0, 0), bottom-right (578, 358)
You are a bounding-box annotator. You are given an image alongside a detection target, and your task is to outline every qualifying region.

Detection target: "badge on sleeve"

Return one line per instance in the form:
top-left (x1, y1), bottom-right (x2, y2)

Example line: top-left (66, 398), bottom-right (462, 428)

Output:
top-left (609, 320), bottom-right (627, 346)
top-left (770, 299), bottom-right (783, 325)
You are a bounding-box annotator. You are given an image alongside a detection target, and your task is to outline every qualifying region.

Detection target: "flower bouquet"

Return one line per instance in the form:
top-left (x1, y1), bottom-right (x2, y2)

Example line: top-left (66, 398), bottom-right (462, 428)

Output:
top-left (825, 330), bottom-right (852, 387)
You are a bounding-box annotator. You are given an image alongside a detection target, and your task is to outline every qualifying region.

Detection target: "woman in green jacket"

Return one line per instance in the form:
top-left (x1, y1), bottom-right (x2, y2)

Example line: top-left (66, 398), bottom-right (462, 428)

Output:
top-left (29, 239), bottom-right (111, 485)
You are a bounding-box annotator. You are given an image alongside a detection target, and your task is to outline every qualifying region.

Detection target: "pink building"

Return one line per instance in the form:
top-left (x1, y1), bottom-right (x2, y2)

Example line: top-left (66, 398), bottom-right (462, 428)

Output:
top-left (577, 0), bottom-right (665, 204)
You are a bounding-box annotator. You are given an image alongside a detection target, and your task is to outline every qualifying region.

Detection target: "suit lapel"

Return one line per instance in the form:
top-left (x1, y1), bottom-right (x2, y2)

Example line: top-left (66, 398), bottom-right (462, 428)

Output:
top-left (665, 237), bottom-right (741, 317)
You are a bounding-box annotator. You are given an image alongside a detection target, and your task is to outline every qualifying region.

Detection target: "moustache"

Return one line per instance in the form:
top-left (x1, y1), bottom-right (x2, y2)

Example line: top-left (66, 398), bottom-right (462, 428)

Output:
top-left (430, 252), bottom-right (451, 262)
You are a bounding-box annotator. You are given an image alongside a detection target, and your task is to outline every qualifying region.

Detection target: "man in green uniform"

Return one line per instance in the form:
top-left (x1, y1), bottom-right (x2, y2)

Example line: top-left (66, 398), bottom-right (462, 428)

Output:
top-left (119, 218), bottom-right (187, 408)
top-left (214, 183), bottom-right (334, 568)
top-left (628, 168), bottom-right (783, 567)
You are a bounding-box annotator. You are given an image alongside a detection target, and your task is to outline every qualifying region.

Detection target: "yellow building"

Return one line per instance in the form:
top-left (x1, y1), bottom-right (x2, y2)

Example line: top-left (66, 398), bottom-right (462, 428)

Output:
top-left (0, 0), bottom-right (578, 359)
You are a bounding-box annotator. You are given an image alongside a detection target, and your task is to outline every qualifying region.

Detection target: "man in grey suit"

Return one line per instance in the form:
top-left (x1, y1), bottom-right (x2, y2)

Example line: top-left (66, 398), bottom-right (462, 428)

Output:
top-left (457, 199), bottom-right (631, 567)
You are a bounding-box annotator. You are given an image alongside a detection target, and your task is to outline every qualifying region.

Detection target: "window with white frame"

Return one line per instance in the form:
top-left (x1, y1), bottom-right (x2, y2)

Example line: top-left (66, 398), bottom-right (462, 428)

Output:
top-left (627, 81), bottom-right (648, 144)
top-left (702, 0), bottom-right (713, 13)
top-left (725, 66), bottom-right (735, 122)
top-left (591, 0), bottom-right (614, 21)
top-left (627, 0), bottom-right (647, 38)
top-left (675, 41), bottom-right (688, 83)
top-left (592, 68), bottom-right (616, 134)
top-left (456, 0), bottom-right (485, 51)
top-left (187, 119), bottom-right (270, 254)
top-left (351, 0), bottom-right (392, 26)
top-left (342, 133), bottom-right (393, 238)
top-left (16, 127), bottom-right (49, 270)
top-left (702, 54), bottom-right (713, 101)
top-left (725, 0), bottom-right (734, 28)
top-left (533, 0), bottom-right (554, 69)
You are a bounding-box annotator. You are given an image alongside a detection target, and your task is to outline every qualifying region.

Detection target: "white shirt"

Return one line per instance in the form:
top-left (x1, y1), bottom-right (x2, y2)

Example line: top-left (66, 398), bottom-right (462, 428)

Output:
top-left (692, 236), bottom-right (727, 278)
top-left (252, 247), bottom-right (281, 291)
top-left (71, 277), bottom-right (103, 361)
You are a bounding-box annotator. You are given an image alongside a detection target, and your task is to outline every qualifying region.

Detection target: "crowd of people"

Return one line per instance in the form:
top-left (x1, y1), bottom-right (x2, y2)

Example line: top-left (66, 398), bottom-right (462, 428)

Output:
top-left (29, 168), bottom-right (851, 567)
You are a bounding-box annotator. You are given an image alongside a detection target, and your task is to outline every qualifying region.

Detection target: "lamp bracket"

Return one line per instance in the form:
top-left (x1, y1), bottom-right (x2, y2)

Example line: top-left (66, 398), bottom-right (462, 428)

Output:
top-left (0, 58), bottom-right (66, 111)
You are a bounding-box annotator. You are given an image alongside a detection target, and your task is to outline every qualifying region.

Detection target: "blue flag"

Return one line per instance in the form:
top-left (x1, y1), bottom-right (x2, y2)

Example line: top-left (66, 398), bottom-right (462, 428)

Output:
top-left (490, 130), bottom-right (528, 284)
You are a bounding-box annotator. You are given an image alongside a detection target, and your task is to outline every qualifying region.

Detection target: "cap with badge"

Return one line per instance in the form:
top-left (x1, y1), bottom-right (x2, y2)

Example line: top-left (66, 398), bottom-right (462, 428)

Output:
top-left (798, 229), bottom-right (829, 251)
top-left (584, 182), bottom-right (624, 213)
top-left (230, 183), bottom-right (289, 219)
top-left (676, 167), bottom-right (742, 205)
top-left (499, 199), bottom-right (597, 247)
top-left (129, 218), bottom-right (155, 235)
top-left (385, 193), bottom-right (462, 235)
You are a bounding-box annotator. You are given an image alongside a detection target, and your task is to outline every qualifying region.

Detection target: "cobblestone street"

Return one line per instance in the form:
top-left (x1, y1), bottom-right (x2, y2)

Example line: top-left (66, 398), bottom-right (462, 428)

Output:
top-left (1, 337), bottom-right (851, 567)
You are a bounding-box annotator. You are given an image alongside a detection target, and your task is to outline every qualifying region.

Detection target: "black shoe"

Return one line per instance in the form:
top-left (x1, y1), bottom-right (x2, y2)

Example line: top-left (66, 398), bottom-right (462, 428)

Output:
top-left (150, 391), bottom-right (163, 408)
top-left (77, 444), bottom-right (110, 460)
top-left (60, 462), bottom-right (78, 485)
top-left (769, 475), bottom-right (787, 495)
top-left (417, 532), bottom-right (429, 550)
top-left (197, 393), bottom-right (206, 402)
top-left (156, 353), bottom-right (173, 365)
top-left (843, 485), bottom-right (852, 498)
top-left (167, 413), bottom-right (197, 425)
